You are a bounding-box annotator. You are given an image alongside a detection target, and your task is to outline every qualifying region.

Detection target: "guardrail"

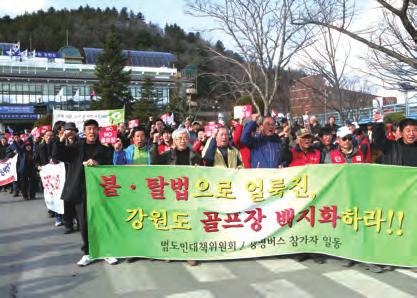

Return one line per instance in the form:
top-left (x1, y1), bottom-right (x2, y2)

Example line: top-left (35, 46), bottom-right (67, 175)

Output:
top-left (299, 103), bottom-right (417, 125)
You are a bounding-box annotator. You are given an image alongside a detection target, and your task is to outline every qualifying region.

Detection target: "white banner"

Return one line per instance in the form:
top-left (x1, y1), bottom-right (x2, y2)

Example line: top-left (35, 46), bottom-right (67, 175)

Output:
top-left (52, 108), bottom-right (125, 132)
top-left (0, 155), bottom-right (17, 186)
top-left (40, 163), bottom-right (66, 214)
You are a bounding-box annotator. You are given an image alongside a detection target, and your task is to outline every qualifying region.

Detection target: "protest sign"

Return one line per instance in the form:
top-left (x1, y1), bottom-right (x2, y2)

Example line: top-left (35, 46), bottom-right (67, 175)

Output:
top-left (204, 121), bottom-right (217, 137)
top-left (40, 125), bottom-right (52, 134)
top-left (99, 126), bottom-right (117, 144)
top-left (39, 163), bottom-right (65, 214)
top-left (30, 127), bottom-right (40, 138)
top-left (161, 113), bottom-right (174, 126)
top-left (0, 155), bottom-right (17, 186)
top-left (233, 105), bottom-right (252, 119)
top-left (85, 164), bottom-right (417, 266)
top-left (128, 119), bottom-right (139, 129)
top-left (52, 108), bottom-right (125, 132)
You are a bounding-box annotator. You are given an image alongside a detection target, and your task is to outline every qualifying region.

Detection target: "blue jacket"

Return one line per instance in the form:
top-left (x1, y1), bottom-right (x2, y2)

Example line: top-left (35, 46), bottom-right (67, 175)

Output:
top-left (113, 144), bottom-right (151, 165)
top-left (240, 120), bottom-right (282, 168)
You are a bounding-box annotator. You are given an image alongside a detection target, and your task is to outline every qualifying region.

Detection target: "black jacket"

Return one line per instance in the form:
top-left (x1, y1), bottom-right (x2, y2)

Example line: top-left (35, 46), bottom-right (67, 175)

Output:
top-left (373, 123), bottom-right (417, 167)
top-left (53, 139), bottom-right (113, 203)
top-left (150, 143), bottom-right (202, 166)
top-left (0, 144), bottom-right (7, 160)
top-left (35, 141), bottom-right (55, 167)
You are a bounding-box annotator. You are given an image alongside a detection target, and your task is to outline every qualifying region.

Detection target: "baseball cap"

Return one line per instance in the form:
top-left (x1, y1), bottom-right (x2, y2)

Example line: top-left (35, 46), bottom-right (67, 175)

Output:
top-left (296, 128), bottom-right (312, 138)
top-left (337, 126), bottom-right (352, 138)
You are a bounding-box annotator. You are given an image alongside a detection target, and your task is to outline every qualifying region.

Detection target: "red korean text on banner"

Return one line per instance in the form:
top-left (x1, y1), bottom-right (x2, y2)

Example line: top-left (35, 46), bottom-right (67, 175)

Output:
top-left (128, 119), bottom-right (140, 129)
top-left (99, 125), bottom-right (118, 144)
top-left (234, 105), bottom-right (253, 119)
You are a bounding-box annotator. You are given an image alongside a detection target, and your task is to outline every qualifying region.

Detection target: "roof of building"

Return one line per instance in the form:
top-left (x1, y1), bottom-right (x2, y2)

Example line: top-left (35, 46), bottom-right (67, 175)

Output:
top-left (59, 46), bottom-right (82, 58)
top-left (83, 48), bottom-right (177, 67)
top-left (0, 43), bottom-right (13, 52)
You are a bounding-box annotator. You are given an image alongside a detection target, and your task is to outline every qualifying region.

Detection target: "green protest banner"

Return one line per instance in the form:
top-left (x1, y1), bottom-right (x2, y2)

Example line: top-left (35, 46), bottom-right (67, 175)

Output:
top-left (85, 164), bottom-right (417, 266)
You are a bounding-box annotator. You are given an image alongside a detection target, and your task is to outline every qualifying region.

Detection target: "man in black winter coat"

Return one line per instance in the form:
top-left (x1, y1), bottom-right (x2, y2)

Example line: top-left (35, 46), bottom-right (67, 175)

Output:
top-left (373, 115), bottom-right (417, 167)
top-left (53, 119), bottom-right (116, 266)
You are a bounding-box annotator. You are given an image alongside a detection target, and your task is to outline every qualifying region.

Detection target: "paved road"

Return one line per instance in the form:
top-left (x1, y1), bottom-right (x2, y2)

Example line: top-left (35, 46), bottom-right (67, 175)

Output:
top-left (1, 191), bottom-right (417, 298)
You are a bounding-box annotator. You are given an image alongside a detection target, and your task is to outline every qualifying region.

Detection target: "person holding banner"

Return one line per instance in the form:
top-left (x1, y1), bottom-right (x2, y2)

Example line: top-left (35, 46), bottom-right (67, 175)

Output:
top-left (151, 128), bottom-right (201, 267)
top-left (202, 126), bottom-right (243, 168)
top-left (53, 119), bottom-right (117, 267)
top-left (0, 137), bottom-right (10, 192)
top-left (19, 141), bottom-right (37, 200)
top-left (113, 126), bottom-right (151, 165)
top-left (240, 114), bottom-right (284, 168)
top-left (6, 132), bottom-right (23, 197)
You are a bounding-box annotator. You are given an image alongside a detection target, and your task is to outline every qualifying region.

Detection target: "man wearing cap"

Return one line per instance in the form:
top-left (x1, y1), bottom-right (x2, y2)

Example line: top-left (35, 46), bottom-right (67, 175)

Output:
top-left (282, 128), bottom-right (321, 167)
top-left (240, 114), bottom-right (284, 168)
top-left (53, 119), bottom-right (116, 266)
top-left (327, 126), bottom-right (364, 164)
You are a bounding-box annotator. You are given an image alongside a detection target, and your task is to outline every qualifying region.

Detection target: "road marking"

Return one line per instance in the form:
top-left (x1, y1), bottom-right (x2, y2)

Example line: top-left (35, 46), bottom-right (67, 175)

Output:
top-left (323, 269), bottom-right (413, 298)
top-left (251, 279), bottom-right (313, 298)
top-left (183, 262), bottom-right (236, 282)
top-left (256, 258), bottom-right (308, 274)
top-left (396, 269), bottom-right (417, 279)
top-left (104, 261), bottom-right (156, 294)
top-left (166, 290), bottom-right (215, 298)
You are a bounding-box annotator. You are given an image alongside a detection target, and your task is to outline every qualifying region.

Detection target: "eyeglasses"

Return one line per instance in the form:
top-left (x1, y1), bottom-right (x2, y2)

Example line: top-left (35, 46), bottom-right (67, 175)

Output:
top-left (341, 135), bottom-right (353, 141)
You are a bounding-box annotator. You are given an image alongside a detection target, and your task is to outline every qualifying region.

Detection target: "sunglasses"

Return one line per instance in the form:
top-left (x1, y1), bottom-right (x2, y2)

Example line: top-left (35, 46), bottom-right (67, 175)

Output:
top-left (341, 135), bottom-right (353, 141)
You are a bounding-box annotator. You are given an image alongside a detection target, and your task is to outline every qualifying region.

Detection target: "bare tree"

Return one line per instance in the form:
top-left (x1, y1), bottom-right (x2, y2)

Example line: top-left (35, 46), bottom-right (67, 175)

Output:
top-left (293, 0), bottom-right (417, 87)
top-left (186, 0), bottom-right (311, 115)
top-left (299, 25), bottom-right (352, 119)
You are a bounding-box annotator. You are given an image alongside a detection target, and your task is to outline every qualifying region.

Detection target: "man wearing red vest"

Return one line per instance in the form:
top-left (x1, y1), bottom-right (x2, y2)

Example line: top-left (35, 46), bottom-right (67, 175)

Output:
top-left (283, 128), bottom-right (322, 167)
top-left (328, 126), bottom-right (364, 164)
top-left (354, 128), bottom-right (371, 163)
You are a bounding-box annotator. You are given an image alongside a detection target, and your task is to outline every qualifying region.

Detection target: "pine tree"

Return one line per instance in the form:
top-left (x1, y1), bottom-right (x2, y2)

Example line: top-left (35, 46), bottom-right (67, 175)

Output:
top-left (131, 77), bottom-right (160, 121)
top-left (92, 31), bottom-right (132, 111)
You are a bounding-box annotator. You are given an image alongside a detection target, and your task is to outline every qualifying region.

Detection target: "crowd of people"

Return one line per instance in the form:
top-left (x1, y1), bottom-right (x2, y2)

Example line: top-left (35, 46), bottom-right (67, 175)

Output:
top-left (1, 112), bottom-right (416, 271)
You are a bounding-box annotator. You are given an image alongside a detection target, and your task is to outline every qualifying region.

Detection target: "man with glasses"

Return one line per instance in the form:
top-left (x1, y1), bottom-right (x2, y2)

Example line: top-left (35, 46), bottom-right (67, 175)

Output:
top-left (328, 126), bottom-right (364, 164)
top-left (326, 126), bottom-right (389, 273)
top-left (150, 128), bottom-right (201, 266)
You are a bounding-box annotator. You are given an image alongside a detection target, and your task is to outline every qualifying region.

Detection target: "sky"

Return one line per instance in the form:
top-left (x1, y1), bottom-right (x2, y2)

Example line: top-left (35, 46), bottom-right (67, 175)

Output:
top-left (0, 0), bottom-right (413, 102)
